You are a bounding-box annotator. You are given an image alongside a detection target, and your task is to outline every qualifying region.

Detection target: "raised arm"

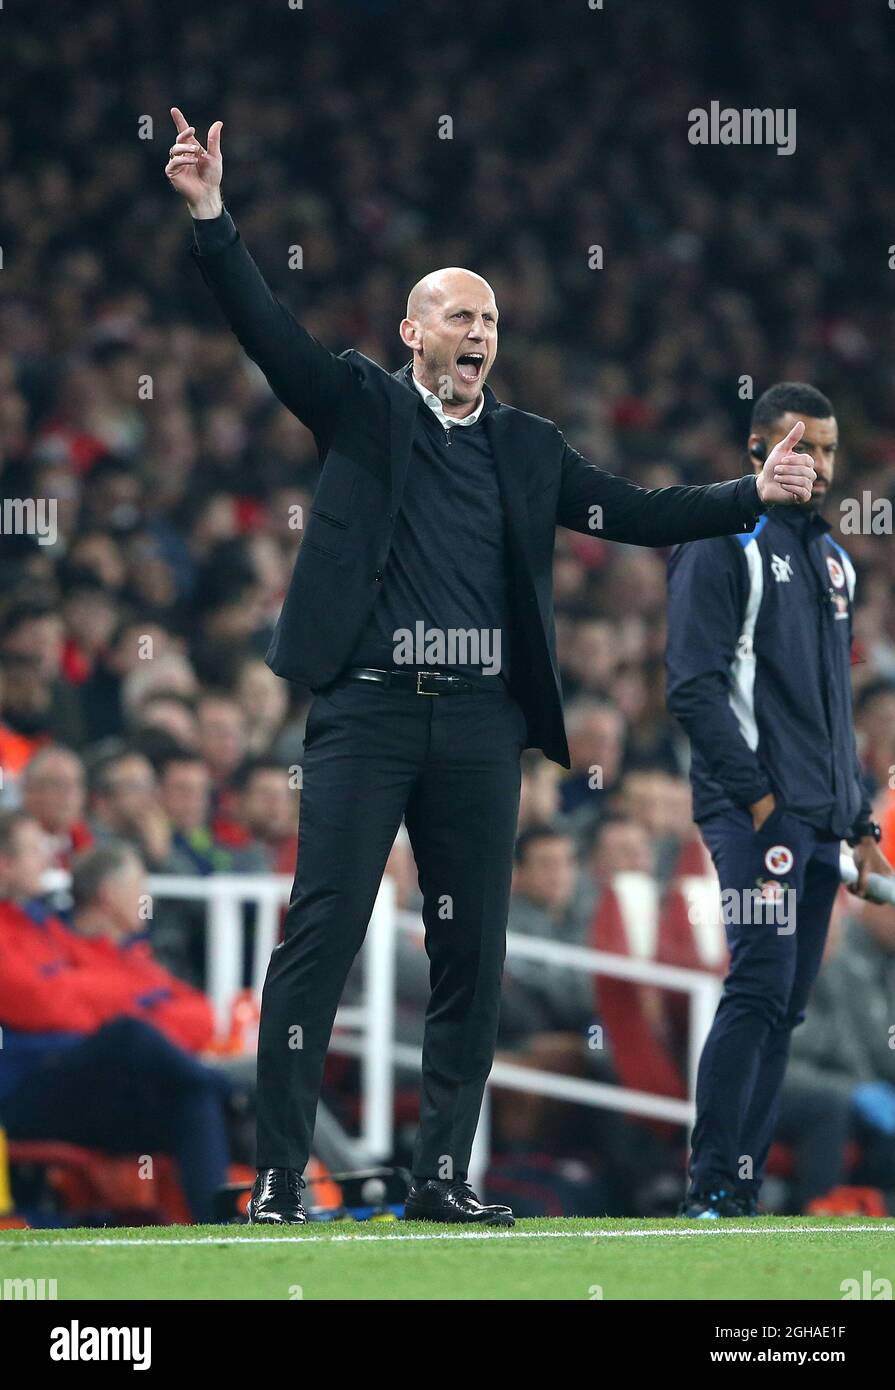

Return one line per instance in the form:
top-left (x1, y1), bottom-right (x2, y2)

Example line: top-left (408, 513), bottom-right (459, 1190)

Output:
top-left (556, 421), bottom-right (816, 545)
top-left (165, 107), bottom-right (355, 446)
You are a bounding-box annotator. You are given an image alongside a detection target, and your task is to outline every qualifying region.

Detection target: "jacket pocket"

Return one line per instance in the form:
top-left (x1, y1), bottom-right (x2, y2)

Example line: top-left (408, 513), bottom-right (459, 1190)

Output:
top-left (301, 537), bottom-right (343, 561)
top-left (310, 507), bottom-right (349, 529)
top-left (758, 805), bottom-right (802, 843)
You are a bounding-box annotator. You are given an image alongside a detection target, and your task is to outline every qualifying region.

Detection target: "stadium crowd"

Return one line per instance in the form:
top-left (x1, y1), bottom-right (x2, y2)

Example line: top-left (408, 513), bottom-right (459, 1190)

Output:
top-left (2, 0), bottom-right (895, 1218)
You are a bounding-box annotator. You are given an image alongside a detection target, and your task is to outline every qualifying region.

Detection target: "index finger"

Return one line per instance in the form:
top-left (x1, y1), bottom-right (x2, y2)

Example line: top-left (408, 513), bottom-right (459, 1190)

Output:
top-left (171, 107), bottom-right (191, 135)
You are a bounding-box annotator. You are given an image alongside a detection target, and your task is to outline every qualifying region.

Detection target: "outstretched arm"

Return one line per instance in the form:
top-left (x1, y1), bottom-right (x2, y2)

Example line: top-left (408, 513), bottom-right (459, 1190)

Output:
top-left (166, 108), bottom-right (355, 447)
top-left (557, 421), bottom-right (816, 546)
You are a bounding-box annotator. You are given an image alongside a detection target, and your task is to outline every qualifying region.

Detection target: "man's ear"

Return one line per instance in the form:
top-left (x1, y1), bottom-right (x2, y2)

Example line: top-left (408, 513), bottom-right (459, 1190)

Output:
top-left (747, 434), bottom-right (767, 473)
top-left (399, 317), bottom-right (420, 352)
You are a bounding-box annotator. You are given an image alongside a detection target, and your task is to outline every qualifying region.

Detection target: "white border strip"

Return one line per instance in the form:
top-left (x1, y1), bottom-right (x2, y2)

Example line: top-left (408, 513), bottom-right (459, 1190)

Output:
top-left (2, 1224), bottom-right (893, 1250)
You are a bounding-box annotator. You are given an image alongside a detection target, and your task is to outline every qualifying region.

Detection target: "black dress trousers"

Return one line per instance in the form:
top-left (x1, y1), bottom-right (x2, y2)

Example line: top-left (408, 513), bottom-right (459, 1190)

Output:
top-left (256, 678), bottom-right (527, 1179)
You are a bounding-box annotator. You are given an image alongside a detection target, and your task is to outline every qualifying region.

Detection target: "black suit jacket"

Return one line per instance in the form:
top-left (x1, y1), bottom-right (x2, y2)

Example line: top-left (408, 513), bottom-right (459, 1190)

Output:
top-left (193, 226), bottom-right (764, 767)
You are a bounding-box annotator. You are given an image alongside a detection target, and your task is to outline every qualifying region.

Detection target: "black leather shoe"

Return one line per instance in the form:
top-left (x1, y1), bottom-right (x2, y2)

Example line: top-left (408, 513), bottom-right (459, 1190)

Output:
top-left (248, 1168), bottom-right (308, 1225)
top-left (404, 1179), bottom-right (515, 1227)
top-left (677, 1188), bottom-right (750, 1219)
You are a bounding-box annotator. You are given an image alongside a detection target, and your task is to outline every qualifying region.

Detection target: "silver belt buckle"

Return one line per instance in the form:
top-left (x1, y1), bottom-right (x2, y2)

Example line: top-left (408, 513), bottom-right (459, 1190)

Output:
top-left (416, 670), bottom-right (438, 695)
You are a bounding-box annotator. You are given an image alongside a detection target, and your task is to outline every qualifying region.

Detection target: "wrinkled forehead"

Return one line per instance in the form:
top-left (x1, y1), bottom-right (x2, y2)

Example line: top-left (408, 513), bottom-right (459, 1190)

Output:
top-left (411, 270), bottom-right (498, 320)
top-left (437, 274), bottom-right (497, 312)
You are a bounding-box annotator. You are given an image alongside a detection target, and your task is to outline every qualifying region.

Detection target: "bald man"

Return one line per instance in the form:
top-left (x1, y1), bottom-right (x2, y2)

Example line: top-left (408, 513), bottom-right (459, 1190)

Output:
top-left (166, 111), bottom-right (815, 1226)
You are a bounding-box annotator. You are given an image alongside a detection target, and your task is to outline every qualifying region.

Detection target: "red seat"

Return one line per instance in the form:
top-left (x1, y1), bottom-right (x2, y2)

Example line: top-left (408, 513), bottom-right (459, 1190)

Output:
top-left (658, 879), bottom-right (727, 975)
top-left (591, 880), bottom-right (687, 1107)
top-left (8, 1140), bottom-right (191, 1224)
top-left (8, 1142), bottom-right (289, 1226)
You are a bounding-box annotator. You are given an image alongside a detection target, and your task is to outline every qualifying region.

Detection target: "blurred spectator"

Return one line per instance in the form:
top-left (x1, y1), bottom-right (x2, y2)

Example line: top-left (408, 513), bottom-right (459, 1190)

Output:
top-left (20, 745), bottom-right (93, 868)
top-left (195, 691), bottom-right (247, 795)
top-left (589, 814), bottom-right (654, 882)
top-left (781, 902), bottom-right (895, 1211)
top-left (0, 604), bottom-right (86, 748)
top-left (563, 618), bottom-right (618, 697)
top-left (0, 664), bottom-right (37, 802)
top-left (500, 826), bottom-right (594, 1043)
top-left (215, 756), bottom-right (298, 874)
top-left (69, 841), bottom-right (216, 1051)
top-left (59, 574), bottom-right (119, 686)
top-left (855, 682), bottom-right (895, 802)
top-left (559, 698), bottom-right (626, 848)
top-left (134, 690), bottom-right (199, 751)
top-left (122, 653), bottom-right (199, 728)
top-left (89, 746), bottom-right (173, 868)
top-left (0, 810), bottom-right (230, 1222)
top-left (156, 749), bottom-right (265, 876)
top-left (518, 750), bottom-right (562, 832)
top-left (615, 769), bottom-right (696, 881)
top-left (234, 657), bottom-right (289, 754)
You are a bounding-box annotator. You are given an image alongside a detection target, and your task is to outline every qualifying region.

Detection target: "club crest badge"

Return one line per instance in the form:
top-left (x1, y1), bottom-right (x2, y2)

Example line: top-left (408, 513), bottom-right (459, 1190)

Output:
top-left (765, 844), bottom-right (794, 875)
top-left (755, 877), bottom-right (791, 903)
top-left (826, 555), bottom-right (845, 589)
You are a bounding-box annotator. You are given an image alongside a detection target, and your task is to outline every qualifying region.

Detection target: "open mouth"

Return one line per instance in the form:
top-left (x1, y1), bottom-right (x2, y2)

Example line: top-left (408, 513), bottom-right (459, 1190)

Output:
top-left (456, 352), bottom-right (484, 385)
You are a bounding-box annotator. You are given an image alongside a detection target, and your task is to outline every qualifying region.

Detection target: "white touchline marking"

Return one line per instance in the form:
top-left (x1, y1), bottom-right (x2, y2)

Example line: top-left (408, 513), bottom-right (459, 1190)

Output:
top-left (1, 1224), bottom-right (893, 1250)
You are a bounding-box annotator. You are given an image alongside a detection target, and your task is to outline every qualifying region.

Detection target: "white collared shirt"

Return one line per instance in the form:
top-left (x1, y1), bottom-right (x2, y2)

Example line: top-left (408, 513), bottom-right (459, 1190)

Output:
top-left (411, 373), bottom-right (485, 431)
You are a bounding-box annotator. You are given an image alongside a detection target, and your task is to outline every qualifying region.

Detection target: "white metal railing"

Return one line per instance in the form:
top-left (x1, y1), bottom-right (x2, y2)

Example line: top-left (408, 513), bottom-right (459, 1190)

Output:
top-left (145, 872), bottom-right (292, 1020)
top-left (143, 871), bottom-right (721, 1188)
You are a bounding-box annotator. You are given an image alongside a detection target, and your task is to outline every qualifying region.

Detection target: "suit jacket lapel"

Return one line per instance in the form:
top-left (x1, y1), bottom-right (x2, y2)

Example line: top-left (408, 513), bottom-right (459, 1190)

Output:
top-left (485, 405), bottom-right (532, 569)
top-left (389, 364), bottom-right (420, 504)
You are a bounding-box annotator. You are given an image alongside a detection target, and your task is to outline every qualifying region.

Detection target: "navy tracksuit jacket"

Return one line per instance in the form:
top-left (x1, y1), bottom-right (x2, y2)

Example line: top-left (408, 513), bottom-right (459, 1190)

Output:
top-left (665, 505), bottom-right (870, 1198)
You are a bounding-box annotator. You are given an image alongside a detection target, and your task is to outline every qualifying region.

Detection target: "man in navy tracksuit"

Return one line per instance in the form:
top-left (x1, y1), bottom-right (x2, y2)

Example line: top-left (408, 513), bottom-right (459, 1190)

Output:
top-left (666, 382), bottom-right (892, 1217)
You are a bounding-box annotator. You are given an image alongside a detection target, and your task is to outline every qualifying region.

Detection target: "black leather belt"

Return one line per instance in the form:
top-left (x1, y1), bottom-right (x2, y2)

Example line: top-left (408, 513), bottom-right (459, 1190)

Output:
top-left (335, 667), bottom-right (502, 695)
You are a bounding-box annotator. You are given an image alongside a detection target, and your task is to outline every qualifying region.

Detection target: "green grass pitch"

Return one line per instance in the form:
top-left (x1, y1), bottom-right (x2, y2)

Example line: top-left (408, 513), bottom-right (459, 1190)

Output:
top-left (2, 1217), bottom-right (894, 1300)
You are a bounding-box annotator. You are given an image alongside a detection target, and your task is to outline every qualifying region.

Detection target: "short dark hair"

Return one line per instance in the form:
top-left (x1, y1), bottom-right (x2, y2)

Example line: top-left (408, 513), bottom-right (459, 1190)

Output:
top-left (140, 689), bottom-right (197, 716)
top-left (88, 453), bottom-right (137, 485)
top-left (0, 600), bottom-right (60, 643)
top-left (129, 728), bottom-right (192, 771)
top-left (750, 382), bottom-right (834, 435)
top-left (514, 823), bottom-right (568, 865)
top-left (592, 812), bottom-right (640, 846)
top-left (58, 567), bottom-right (115, 602)
top-left (233, 755), bottom-right (289, 792)
top-left (156, 748), bottom-right (206, 780)
top-left (88, 744), bottom-right (149, 795)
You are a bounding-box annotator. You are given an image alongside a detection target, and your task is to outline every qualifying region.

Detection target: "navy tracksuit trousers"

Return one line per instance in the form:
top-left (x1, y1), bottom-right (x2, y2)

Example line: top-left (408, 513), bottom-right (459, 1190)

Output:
top-left (689, 805), bottom-right (841, 1198)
